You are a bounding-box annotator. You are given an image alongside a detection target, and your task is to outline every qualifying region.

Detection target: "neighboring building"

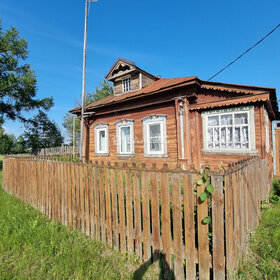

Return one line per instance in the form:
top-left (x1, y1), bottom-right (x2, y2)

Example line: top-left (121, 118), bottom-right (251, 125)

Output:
top-left (70, 58), bottom-right (279, 174)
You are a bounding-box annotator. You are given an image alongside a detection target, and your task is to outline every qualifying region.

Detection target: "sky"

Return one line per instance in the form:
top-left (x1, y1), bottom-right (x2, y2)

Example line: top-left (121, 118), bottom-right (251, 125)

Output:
top-left (1, 0), bottom-right (280, 141)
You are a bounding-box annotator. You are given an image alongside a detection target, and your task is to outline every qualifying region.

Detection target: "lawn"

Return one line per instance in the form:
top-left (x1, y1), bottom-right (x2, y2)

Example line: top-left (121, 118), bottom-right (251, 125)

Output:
top-left (236, 190), bottom-right (280, 279)
top-left (0, 156), bottom-right (158, 280)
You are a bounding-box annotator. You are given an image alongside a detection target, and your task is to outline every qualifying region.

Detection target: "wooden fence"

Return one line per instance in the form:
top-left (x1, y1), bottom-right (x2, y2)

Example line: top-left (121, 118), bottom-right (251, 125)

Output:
top-left (2, 156), bottom-right (271, 280)
top-left (34, 145), bottom-right (79, 156)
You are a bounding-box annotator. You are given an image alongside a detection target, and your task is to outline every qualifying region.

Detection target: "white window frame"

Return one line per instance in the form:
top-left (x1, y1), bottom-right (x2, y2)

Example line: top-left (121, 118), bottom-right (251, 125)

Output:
top-left (94, 123), bottom-right (109, 156)
top-left (142, 114), bottom-right (168, 157)
top-left (116, 119), bottom-right (134, 156)
top-left (202, 106), bottom-right (256, 154)
top-left (265, 108), bottom-right (270, 153)
top-left (122, 76), bottom-right (131, 93)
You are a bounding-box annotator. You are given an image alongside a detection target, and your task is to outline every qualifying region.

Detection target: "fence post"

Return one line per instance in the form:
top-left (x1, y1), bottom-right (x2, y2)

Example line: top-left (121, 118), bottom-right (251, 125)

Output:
top-left (212, 174), bottom-right (225, 280)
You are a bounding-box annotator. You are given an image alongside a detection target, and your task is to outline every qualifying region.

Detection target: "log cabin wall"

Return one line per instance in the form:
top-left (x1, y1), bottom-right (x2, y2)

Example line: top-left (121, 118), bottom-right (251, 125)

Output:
top-left (197, 104), bottom-right (274, 174)
top-left (142, 74), bottom-right (157, 88)
top-left (87, 103), bottom-right (179, 169)
top-left (83, 94), bottom-right (275, 174)
top-left (113, 72), bottom-right (140, 95)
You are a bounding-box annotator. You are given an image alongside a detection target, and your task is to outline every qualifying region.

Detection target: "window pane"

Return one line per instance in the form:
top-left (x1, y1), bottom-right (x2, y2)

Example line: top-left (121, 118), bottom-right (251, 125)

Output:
top-left (221, 127), bottom-right (226, 143)
top-left (206, 111), bottom-right (250, 151)
top-left (207, 127), bottom-right (213, 143)
top-left (227, 127), bottom-right (233, 148)
top-left (221, 114), bottom-right (232, 125)
top-left (214, 127), bottom-right (220, 148)
top-left (242, 143), bottom-right (249, 149)
top-left (234, 113), bottom-right (248, 124)
top-left (227, 127), bottom-right (233, 142)
top-left (234, 127), bottom-right (241, 142)
top-left (149, 124), bottom-right (161, 152)
top-left (123, 77), bottom-right (131, 92)
top-left (208, 116), bottom-right (219, 126)
top-left (120, 126), bottom-right (131, 153)
top-left (241, 126), bottom-right (249, 143)
top-left (99, 130), bottom-right (106, 152)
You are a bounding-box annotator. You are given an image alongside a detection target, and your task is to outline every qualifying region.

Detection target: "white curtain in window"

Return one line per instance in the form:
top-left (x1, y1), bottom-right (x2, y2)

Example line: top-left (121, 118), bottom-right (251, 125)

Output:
top-left (120, 126), bottom-right (131, 153)
top-left (208, 116), bottom-right (219, 126)
top-left (221, 115), bottom-right (232, 125)
top-left (206, 111), bottom-right (250, 150)
top-left (234, 113), bottom-right (248, 124)
top-left (149, 124), bottom-right (161, 151)
top-left (99, 130), bottom-right (106, 152)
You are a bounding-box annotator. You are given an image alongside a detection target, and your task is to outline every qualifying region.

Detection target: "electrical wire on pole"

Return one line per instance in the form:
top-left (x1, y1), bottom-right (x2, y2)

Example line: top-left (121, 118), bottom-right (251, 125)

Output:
top-left (80, 0), bottom-right (98, 162)
top-left (208, 23), bottom-right (280, 81)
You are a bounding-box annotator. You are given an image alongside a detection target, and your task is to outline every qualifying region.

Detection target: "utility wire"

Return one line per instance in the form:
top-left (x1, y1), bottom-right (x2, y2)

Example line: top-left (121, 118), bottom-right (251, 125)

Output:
top-left (208, 23), bottom-right (280, 81)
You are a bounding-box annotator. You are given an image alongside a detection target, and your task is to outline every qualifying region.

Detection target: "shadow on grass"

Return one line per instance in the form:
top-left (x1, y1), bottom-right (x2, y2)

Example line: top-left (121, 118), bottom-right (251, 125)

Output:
top-left (133, 250), bottom-right (175, 280)
top-left (0, 159), bottom-right (2, 172)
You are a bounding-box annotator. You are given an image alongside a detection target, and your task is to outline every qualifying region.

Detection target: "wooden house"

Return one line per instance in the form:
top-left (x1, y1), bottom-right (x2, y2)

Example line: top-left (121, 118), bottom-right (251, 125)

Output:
top-left (70, 58), bottom-right (279, 174)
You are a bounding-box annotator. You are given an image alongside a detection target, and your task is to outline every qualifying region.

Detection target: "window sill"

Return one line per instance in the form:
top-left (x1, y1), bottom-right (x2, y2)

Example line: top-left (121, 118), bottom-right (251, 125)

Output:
top-left (117, 153), bottom-right (135, 158)
top-left (144, 153), bottom-right (169, 158)
top-left (202, 149), bottom-right (258, 155)
top-left (95, 153), bottom-right (109, 157)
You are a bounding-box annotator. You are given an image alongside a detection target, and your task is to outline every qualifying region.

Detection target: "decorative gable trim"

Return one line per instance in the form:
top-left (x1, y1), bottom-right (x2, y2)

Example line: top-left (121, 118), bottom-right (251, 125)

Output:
top-left (115, 119), bottom-right (134, 125)
top-left (142, 114), bottom-right (167, 122)
top-left (105, 58), bottom-right (136, 81)
top-left (93, 122), bottom-right (108, 128)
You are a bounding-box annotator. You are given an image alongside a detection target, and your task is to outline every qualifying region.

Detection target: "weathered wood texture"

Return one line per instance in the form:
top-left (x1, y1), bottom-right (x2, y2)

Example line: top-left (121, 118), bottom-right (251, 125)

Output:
top-left (87, 101), bottom-right (274, 175)
top-left (88, 103), bottom-right (178, 169)
top-left (113, 71), bottom-right (157, 95)
top-left (34, 145), bottom-right (79, 156)
top-left (2, 156), bottom-right (271, 280)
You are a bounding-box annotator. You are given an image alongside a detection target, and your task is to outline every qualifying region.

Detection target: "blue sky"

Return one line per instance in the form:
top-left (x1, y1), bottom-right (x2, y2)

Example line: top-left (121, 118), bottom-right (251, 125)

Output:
top-left (2, 0), bottom-right (280, 140)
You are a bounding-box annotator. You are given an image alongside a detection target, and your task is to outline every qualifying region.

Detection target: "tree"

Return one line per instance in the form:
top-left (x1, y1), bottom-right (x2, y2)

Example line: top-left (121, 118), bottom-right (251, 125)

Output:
top-left (85, 80), bottom-right (113, 104)
top-left (0, 20), bottom-right (53, 124)
top-left (0, 126), bottom-right (14, 154)
top-left (62, 113), bottom-right (80, 146)
top-left (23, 111), bottom-right (63, 152)
top-left (63, 80), bottom-right (113, 144)
top-left (13, 135), bottom-right (26, 154)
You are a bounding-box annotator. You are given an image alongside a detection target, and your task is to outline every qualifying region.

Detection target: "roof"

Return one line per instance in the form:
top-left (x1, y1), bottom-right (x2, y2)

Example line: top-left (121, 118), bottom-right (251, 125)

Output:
top-left (105, 58), bottom-right (136, 80)
top-left (189, 92), bottom-right (271, 110)
top-left (70, 76), bottom-right (198, 114)
top-left (70, 76), bottom-right (278, 116)
top-left (104, 57), bottom-right (158, 81)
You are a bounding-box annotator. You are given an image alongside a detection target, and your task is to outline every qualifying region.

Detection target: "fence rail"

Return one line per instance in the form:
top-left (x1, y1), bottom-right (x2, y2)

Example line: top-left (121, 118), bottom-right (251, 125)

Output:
top-left (2, 156), bottom-right (271, 279)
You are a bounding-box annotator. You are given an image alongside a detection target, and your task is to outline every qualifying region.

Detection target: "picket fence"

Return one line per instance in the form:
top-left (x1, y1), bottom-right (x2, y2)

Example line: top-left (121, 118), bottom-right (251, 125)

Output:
top-left (2, 156), bottom-right (271, 279)
top-left (34, 145), bottom-right (79, 156)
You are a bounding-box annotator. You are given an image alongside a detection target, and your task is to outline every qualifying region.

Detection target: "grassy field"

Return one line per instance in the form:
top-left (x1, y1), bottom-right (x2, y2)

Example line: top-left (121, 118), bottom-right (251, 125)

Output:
top-left (236, 192), bottom-right (280, 279)
top-left (0, 156), bottom-right (159, 280)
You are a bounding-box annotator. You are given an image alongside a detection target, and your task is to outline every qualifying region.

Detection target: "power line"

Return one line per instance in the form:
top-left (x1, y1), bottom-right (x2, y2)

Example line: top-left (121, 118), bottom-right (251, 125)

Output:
top-left (208, 23), bottom-right (280, 81)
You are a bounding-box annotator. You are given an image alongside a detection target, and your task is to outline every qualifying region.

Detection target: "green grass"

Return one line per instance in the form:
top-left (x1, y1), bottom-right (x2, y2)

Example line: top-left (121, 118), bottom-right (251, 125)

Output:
top-left (0, 156), bottom-right (159, 280)
top-left (236, 202), bottom-right (280, 279)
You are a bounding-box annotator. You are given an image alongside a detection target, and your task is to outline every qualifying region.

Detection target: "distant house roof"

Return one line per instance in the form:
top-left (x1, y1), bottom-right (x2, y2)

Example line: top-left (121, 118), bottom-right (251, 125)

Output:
top-left (70, 76), bottom-right (278, 116)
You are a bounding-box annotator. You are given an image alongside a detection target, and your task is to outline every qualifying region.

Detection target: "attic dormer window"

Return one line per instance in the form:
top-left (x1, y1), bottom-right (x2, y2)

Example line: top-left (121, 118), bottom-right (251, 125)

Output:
top-left (122, 76), bottom-right (131, 92)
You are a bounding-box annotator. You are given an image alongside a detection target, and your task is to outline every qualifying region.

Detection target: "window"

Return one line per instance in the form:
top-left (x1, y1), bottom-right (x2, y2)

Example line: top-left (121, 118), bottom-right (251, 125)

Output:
top-left (116, 120), bottom-right (134, 155)
top-left (202, 107), bottom-right (256, 153)
top-left (265, 109), bottom-right (270, 153)
top-left (94, 123), bottom-right (108, 155)
top-left (122, 76), bottom-right (131, 92)
top-left (143, 115), bottom-right (168, 157)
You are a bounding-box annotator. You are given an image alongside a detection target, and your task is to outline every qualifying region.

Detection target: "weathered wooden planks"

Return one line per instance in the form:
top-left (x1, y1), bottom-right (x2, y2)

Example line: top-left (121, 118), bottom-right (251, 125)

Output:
top-left (2, 156), bottom-right (272, 280)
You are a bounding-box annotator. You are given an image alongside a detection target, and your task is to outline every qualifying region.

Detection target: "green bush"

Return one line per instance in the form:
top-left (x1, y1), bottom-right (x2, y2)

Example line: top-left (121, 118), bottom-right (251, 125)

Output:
top-left (270, 178), bottom-right (280, 203)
